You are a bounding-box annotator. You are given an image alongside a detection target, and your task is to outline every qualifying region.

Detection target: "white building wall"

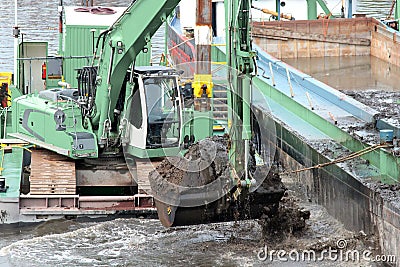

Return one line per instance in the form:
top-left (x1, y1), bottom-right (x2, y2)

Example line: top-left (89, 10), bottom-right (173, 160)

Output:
top-left (179, 0), bottom-right (196, 31)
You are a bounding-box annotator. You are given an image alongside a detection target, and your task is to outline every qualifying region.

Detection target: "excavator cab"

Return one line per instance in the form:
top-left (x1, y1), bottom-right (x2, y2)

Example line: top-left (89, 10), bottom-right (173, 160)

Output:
top-left (125, 66), bottom-right (183, 158)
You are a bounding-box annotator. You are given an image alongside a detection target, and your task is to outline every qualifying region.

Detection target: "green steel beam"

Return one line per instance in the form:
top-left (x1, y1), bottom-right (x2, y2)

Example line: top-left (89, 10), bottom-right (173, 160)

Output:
top-left (225, 0), bottom-right (255, 175)
top-left (307, 0), bottom-right (332, 19)
top-left (316, 0), bottom-right (332, 17)
top-left (307, 0), bottom-right (317, 20)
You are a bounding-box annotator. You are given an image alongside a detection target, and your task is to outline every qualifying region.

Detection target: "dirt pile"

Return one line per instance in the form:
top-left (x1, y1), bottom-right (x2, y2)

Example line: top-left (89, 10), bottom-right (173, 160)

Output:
top-left (153, 135), bottom-right (230, 188)
top-left (342, 90), bottom-right (400, 125)
top-left (149, 135), bottom-right (232, 208)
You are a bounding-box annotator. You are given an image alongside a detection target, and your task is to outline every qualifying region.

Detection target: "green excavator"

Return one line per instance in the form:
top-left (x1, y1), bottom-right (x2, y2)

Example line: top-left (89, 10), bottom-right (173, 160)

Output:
top-left (8, 0), bottom-right (284, 226)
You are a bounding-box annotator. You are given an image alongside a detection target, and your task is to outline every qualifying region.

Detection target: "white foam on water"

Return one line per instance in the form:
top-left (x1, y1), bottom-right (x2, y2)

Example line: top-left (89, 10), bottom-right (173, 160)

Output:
top-left (0, 218), bottom-right (159, 266)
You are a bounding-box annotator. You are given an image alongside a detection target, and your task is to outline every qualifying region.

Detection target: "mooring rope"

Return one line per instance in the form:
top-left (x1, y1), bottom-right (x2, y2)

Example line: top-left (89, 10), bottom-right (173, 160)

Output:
top-left (279, 143), bottom-right (390, 175)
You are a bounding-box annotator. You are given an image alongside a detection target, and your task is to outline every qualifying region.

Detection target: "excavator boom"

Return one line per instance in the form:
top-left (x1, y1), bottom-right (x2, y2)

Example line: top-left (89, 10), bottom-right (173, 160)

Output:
top-left (90, 0), bottom-right (181, 143)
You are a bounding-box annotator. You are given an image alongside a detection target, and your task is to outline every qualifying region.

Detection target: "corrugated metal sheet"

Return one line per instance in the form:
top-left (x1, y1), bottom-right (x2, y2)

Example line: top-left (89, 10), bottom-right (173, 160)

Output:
top-left (63, 25), bottom-right (151, 87)
top-left (63, 25), bottom-right (96, 87)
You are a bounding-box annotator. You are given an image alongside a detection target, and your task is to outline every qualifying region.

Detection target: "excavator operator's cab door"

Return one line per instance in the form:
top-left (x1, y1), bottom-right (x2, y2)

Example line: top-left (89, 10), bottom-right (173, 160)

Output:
top-left (127, 67), bottom-right (183, 158)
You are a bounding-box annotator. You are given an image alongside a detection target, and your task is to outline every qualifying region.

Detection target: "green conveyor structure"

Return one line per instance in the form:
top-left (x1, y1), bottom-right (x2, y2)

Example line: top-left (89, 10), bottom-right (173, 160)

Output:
top-left (252, 46), bottom-right (399, 184)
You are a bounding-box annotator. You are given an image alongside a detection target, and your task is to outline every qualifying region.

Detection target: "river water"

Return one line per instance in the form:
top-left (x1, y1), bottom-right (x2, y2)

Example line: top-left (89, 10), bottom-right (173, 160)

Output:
top-left (0, 218), bottom-right (264, 266)
top-left (284, 55), bottom-right (400, 91)
top-left (0, 189), bottom-right (374, 267)
top-left (0, 0), bottom-right (390, 266)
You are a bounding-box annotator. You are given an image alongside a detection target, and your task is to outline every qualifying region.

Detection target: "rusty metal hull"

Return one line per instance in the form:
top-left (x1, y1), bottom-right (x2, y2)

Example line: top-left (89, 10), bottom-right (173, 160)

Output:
top-left (0, 148), bottom-right (158, 226)
top-left (252, 18), bottom-right (376, 59)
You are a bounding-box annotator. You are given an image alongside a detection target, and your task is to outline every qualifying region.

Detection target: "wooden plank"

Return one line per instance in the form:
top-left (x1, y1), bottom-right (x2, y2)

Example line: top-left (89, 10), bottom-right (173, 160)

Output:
top-left (30, 186), bottom-right (76, 190)
top-left (30, 184), bottom-right (76, 188)
top-left (30, 149), bottom-right (76, 195)
top-left (30, 189), bottom-right (75, 195)
top-left (30, 185), bottom-right (76, 189)
top-left (29, 186), bottom-right (76, 193)
top-left (136, 160), bottom-right (162, 193)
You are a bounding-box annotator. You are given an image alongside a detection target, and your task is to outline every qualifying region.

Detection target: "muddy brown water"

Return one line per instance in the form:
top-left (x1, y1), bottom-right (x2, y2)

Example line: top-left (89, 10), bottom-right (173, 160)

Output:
top-left (283, 56), bottom-right (400, 92)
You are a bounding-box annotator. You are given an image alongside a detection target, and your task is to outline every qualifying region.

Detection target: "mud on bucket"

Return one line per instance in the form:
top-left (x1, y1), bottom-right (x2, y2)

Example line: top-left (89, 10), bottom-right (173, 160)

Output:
top-left (379, 129), bottom-right (394, 144)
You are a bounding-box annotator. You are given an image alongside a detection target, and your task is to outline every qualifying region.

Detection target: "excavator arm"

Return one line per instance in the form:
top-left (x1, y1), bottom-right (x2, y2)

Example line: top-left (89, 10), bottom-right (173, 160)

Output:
top-left (151, 0), bottom-right (285, 227)
top-left (225, 0), bottom-right (255, 181)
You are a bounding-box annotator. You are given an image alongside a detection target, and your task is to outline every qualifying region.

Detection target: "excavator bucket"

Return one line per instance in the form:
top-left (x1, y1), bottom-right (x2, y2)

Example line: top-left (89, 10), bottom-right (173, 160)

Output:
top-left (149, 136), bottom-right (286, 227)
